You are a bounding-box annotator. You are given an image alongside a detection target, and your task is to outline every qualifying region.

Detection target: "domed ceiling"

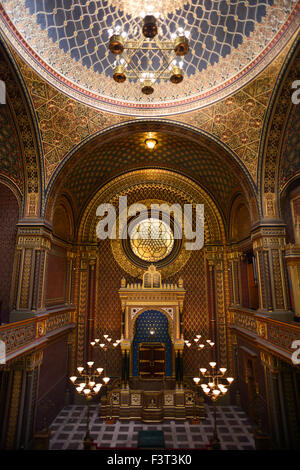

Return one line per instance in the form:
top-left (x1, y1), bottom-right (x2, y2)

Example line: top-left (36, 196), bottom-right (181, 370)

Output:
top-left (0, 1), bottom-right (299, 116)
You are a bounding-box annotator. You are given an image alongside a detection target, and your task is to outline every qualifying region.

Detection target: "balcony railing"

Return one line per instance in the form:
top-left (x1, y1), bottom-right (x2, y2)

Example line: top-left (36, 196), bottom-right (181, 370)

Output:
top-left (229, 307), bottom-right (300, 364)
top-left (0, 306), bottom-right (76, 363)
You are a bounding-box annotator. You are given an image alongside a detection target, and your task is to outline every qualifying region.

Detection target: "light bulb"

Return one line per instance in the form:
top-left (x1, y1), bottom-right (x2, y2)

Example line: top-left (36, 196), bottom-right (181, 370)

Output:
top-left (200, 368), bottom-right (207, 374)
top-left (104, 335), bottom-right (109, 339)
top-left (219, 368), bottom-right (227, 374)
top-left (97, 368), bottom-right (104, 374)
top-left (199, 344), bottom-right (205, 349)
top-left (87, 361), bottom-right (94, 367)
top-left (193, 377), bottom-right (200, 384)
top-left (100, 343), bottom-right (105, 348)
top-left (95, 338), bottom-right (100, 343)
top-left (196, 335), bottom-right (201, 339)
top-left (227, 377), bottom-right (234, 384)
top-left (209, 362), bottom-right (216, 368)
top-left (77, 367), bottom-right (84, 373)
top-left (90, 342), bottom-right (95, 346)
top-left (70, 376), bottom-right (77, 383)
top-left (103, 377), bottom-right (110, 384)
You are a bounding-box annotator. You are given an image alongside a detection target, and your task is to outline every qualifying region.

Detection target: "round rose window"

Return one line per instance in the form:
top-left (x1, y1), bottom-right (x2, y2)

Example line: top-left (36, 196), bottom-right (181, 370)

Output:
top-left (129, 218), bottom-right (174, 262)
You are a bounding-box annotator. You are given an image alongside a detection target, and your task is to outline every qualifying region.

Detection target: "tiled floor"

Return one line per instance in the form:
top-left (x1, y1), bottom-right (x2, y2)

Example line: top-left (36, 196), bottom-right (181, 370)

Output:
top-left (49, 404), bottom-right (255, 450)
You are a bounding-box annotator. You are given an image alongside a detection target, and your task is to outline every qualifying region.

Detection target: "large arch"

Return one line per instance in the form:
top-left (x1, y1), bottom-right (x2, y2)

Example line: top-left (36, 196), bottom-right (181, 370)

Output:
top-left (45, 120), bottom-right (259, 230)
top-left (0, 35), bottom-right (43, 218)
top-left (259, 36), bottom-right (300, 219)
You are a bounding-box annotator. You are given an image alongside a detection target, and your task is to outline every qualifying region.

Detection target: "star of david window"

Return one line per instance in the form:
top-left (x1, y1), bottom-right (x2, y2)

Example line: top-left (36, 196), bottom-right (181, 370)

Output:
top-left (129, 218), bottom-right (174, 262)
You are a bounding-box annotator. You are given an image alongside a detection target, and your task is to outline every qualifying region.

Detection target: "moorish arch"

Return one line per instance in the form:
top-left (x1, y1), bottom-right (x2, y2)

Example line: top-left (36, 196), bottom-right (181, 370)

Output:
top-left (0, 37), bottom-right (43, 218)
top-left (259, 36), bottom-right (300, 220)
top-left (44, 120), bottom-right (259, 229)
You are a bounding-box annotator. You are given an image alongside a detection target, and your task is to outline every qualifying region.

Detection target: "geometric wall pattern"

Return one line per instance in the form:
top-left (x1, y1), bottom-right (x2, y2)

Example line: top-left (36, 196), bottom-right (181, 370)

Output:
top-left (0, 106), bottom-right (23, 190)
top-left (0, 184), bottom-right (19, 323)
top-left (280, 104), bottom-right (300, 190)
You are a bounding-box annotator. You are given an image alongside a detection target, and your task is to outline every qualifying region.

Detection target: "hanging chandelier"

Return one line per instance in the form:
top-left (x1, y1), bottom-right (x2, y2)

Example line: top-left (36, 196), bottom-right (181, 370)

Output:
top-left (108, 12), bottom-right (190, 95)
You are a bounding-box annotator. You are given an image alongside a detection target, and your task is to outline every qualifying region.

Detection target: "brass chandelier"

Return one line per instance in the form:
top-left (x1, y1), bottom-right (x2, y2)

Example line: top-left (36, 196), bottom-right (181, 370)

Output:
top-left (108, 13), bottom-right (190, 95)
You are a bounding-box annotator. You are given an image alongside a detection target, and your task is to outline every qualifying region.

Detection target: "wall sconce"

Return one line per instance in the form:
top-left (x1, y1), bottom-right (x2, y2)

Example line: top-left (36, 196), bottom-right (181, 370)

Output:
top-left (145, 138), bottom-right (157, 149)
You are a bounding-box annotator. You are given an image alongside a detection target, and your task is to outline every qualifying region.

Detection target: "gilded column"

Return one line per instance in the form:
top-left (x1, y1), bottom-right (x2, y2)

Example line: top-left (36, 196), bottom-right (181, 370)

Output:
top-left (10, 224), bottom-right (51, 321)
top-left (205, 247), bottom-right (227, 367)
top-left (228, 251), bottom-right (242, 306)
top-left (1, 350), bottom-right (43, 450)
top-left (285, 245), bottom-right (300, 320)
top-left (252, 225), bottom-right (290, 313)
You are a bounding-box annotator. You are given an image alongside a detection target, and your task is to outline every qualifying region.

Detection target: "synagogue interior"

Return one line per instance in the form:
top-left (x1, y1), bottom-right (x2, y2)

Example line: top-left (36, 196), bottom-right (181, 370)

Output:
top-left (0, 0), bottom-right (299, 452)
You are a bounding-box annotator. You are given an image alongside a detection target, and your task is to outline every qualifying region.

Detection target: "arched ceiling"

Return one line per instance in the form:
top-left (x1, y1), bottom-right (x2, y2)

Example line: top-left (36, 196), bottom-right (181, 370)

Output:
top-left (47, 126), bottom-right (255, 225)
top-left (1, 0), bottom-right (299, 116)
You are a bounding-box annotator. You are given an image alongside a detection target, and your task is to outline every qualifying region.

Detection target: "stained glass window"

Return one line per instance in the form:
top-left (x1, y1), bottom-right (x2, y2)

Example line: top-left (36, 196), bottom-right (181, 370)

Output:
top-left (129, 218), bottom-right (174, 262)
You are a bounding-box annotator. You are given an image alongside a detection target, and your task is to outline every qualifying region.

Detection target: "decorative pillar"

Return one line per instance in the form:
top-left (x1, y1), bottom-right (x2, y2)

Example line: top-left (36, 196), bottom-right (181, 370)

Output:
top-left (10, 225), bottom-right (51, 321)
top-left (77, 247), bottom-right (96, 364)
top-left (228, 251), bottom-right (242, 306)
top-left (205, 247), bottom-right (227, 367)
top-left (66, 251), bottom-right (76, 305)
top-left (252, 225), bottom-right (290, 313)
top-left (0, 350), bottom-right (43, 449)
top-left (260, 351), bottom-right (292, 449)
top-left (285, 245), bottom-right (300, 320)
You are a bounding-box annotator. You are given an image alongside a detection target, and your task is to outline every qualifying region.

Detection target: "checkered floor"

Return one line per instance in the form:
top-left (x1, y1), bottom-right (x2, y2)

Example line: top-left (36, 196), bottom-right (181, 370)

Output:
top-left (49, 404), bottom-right (255, 450)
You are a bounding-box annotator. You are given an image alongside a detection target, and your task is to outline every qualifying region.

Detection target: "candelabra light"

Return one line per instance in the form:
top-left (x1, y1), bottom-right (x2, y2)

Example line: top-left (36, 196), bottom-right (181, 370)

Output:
top-left (193, 363), bottom-right (234, 449)
top-left (91, 335), bottom-right (121, 380)
top-left (108, 13), bottom-right (190, 94)
top-left (184, 334), bottom-right (215, 351)
top-left (69, 362), bottom-right (106, 449)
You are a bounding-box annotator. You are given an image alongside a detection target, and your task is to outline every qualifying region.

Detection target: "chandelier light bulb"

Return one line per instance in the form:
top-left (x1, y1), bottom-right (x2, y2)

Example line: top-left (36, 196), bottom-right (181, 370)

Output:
top-left (76, 386), bottom-right (83, 393)
top-left (104, 335), bottom-right (109, 339)
top-left (80, 383), bottom-right (86, 388)
top-left (90, 341), bottom-right (95, 346)
top-left (200, 368), bottom-right (207, 374)
top-left (208, 382), bottom-right (214, 387)
top-left (87, 361), bottom-right (94, 367)
top-left (199, 344), bottom-right (205, 349)
top-left (194, 338), bottom-right (199, 342)
top-left (94, 339), bottom-right (100, 343)
top-left (193, 377), bottom-right (200, 384)
top-left (103, 377), bottom-right (110, 384)
top-left (100, 343), bottom-right (105, 348)
top-left (196, 335), bottom-right (201, 338)
top-left (97, 368), bottom-right (104, 374)
top-left (219, 368), bottom-right (227, 374)
top-left (70, 376), bottom-right (77, 383)
top-left (83, 388), bottom-right (91, 395)
top-left (213, 389), bottom-right (221, 396)
top-left (209, 362), bottom-right (217, 368)
top-left (227, 377), bottom-right (234, 384)
top-left (77, 367), bottom-right (84, 373)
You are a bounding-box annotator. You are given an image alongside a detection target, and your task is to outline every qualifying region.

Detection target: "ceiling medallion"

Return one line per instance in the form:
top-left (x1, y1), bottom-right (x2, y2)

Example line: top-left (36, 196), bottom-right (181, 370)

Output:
top-left (106, 1), bottom-right (188, 19)
top-left (109, 12), bottom-right (190, 94)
